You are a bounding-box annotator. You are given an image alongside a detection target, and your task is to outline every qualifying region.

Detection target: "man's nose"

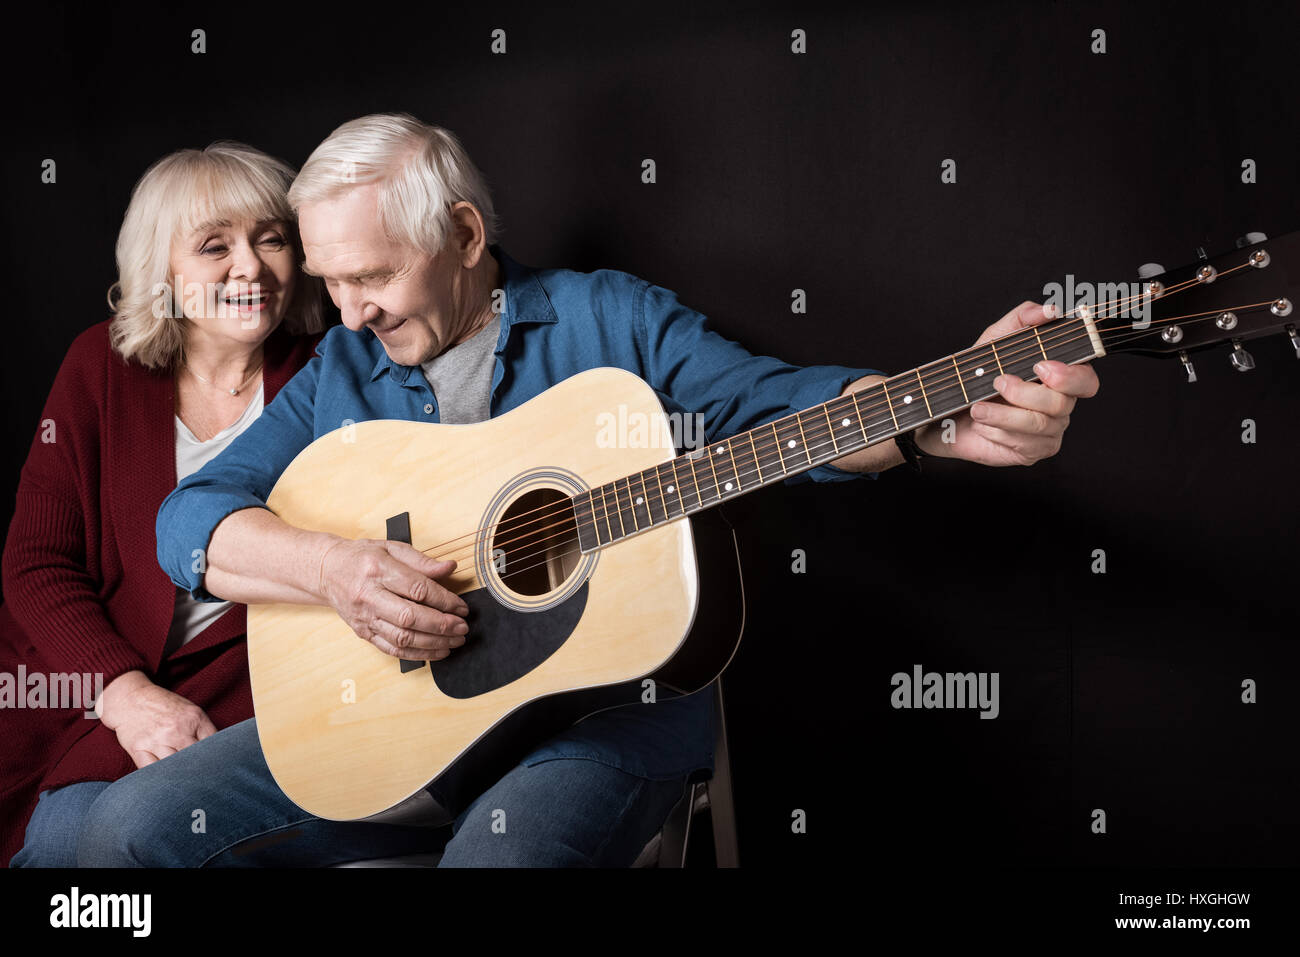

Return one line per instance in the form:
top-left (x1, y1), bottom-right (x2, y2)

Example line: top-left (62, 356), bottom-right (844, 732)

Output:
top-left (338, 286), bottom-right (376, 330)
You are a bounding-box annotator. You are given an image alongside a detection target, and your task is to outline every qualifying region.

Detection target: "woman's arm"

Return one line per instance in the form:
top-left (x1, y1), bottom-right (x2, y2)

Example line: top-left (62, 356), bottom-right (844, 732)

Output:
top-left (2, 330), bottom-right (149, 685)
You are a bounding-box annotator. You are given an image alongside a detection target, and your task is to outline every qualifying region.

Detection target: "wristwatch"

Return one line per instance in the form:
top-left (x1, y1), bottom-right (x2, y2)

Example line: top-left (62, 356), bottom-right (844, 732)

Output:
top-left (895, 428), bottom-right (924, 473)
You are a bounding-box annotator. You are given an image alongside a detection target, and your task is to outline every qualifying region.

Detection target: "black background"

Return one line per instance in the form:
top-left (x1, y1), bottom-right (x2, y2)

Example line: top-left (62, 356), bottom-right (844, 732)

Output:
top-left (2, 0), bottom-right (1297, 875)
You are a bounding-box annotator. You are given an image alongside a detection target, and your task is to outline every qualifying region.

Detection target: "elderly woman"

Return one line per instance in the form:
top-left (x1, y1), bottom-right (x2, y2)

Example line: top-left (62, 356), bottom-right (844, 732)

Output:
top-left (0, 142), bottom-right (327, 866)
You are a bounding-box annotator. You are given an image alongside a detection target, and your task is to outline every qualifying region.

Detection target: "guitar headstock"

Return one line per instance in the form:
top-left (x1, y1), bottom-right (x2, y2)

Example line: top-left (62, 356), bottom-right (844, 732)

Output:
top-left (1092, 231), bottom-right (1300, 379)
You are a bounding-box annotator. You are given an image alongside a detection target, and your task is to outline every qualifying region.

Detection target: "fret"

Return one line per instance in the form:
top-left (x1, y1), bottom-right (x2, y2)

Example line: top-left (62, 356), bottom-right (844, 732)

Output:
top-left (661, 459), bottom-right (687, 518)
top-left (649, 462), bottom-right (677, 522)
top-left (856, 385), bottom-right (897, 444)
top-left (609, 479), bottom-right (631, 537)
top-left (692, 443), bottom-right (720, 505)
top-left (916, 360), bottom-right (966, 421)
top-left (881, 375), bottom-right (930, 432)
top-left (726, 438), bottom-right (751, 492)
top-left (573, 491), bottom-right (601, 552)
top-left (733, 432), bottom-right (763, 489)
top-left (747, 431), bottom-right (765, 483)
top-left (845, 392), bottom-right (871, 447)
top-left (956, 346), bottom-right (1000, 391)
top-left (800, 409), bottom-right (838, 465)
top-left (701, 441), bottom-right (737, 498)
top-left (771, 416), bottom-right (813, 473)
top-left (950, 356), bottom-right (969, 403)
top-left (997, 330), bottom-right (1046, 380)
top-left (850, 389), bottom-right (887, 444)
top-left (819, 404), bottom-right (841, 456)
top-left (759, 424), bottom-right (788, 477)
top-left (880, 383), bottom-right (900, 431)
top-left (1041, 317), bottom-right (1102, 365)
top-left (910, 369), bottom-right (933, 418)
top-left (636, 470), bottom-right (664, 526)
top-left (597, 484), bottom-right (618, 544)
top-left (770, 422), bottom-right (787, 473)
top-left (793, 413), bottom-right (812, 461)
top-left (622, 476), bottom-right (647, 531)
top-left (1031, 326), bottom-right (1048, 360)
top-left (679, 448), bottom-right (708, 511)
top-left (988, 340), bottom-right (1005, 375)
top-left (827, 394), bottom-right (867, 458)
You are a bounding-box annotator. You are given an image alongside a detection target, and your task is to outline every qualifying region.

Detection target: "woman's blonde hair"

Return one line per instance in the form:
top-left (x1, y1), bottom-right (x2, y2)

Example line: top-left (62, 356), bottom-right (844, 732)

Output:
top-left (108, 141), bottom-right (324, 370)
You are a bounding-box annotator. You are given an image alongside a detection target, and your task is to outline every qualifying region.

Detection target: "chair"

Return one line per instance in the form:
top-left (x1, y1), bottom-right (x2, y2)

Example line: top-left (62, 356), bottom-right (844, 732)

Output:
top-left (631, 676), bottom-right (738, 868)
top-left (335, 676), bottom-right (739, 868)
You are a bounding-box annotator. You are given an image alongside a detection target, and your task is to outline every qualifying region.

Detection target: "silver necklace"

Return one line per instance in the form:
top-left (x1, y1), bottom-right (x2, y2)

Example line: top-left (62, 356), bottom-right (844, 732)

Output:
top-left (185, 360), bottom-right (264, 396)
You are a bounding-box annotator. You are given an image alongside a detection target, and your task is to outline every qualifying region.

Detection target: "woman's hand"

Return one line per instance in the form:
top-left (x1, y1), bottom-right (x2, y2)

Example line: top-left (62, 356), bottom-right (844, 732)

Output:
top-left (96, 670), bottom-right (218, 768)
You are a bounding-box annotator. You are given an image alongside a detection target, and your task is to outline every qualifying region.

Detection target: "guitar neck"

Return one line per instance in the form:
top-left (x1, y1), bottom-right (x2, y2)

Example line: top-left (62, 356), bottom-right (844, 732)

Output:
top-left (572, 313), bottom-right (1104, 551)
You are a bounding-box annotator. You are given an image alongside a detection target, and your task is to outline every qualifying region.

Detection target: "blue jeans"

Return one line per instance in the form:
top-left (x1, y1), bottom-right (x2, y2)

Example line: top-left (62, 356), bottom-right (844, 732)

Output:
top-left (12, 717), bottom-right (692, 867)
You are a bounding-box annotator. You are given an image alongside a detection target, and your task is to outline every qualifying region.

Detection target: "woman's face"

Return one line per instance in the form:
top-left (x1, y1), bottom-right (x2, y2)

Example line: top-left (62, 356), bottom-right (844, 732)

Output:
top-left (169, 215), bottom-right (299, 345)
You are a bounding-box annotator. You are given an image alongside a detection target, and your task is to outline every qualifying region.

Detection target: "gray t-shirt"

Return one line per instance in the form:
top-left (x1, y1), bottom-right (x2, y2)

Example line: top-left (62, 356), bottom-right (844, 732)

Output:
top-left (420, 314), bottom-right (501, 423)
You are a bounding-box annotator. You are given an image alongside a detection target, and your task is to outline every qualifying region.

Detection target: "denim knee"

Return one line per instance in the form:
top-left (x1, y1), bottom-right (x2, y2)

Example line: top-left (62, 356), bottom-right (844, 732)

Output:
top-left (75, 774), bottom-right (180, 867)
top-left (10, 783), bottom-right (111, 868)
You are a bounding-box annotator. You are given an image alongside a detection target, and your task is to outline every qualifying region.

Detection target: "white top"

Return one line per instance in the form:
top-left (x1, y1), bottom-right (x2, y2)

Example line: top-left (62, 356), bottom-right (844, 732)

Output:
top-left (163, 383), bottom-right (265, 656)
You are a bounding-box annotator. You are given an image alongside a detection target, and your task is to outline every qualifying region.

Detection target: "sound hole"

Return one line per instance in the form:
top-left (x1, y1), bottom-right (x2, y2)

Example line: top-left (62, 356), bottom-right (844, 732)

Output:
top-left (492, 487), bottom-right (581, 596)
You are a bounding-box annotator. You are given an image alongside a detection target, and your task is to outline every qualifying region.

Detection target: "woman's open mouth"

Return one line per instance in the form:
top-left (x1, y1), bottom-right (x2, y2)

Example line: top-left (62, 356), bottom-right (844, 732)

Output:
top-left (224, 291), bottom-right (272, 313)
top-left (375, 318), bottom-right (407, 337)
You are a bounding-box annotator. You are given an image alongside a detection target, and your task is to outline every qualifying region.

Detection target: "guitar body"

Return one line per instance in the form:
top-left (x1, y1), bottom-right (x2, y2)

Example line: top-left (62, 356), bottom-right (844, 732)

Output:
top-left (247, 367), bottom-right (745, 822)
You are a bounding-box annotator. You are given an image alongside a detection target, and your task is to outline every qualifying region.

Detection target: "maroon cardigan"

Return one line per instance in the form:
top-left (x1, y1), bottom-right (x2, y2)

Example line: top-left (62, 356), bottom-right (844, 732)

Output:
top-left (0, 318), bottom-right (322, 865)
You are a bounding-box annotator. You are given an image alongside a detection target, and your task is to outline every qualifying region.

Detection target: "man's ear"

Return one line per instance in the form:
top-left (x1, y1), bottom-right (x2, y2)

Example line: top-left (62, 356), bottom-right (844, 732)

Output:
top-left (449, 201), bottom-right (487, 268)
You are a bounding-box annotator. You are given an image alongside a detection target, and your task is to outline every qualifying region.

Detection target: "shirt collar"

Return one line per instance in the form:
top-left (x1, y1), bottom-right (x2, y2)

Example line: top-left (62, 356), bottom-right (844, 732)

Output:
top-left (368, 245), bottom-right (558, 383)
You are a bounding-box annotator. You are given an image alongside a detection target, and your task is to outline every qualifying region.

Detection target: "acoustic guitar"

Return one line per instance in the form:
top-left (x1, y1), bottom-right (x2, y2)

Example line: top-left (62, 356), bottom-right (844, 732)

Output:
top-left (247, 232), bottom-right (1299, 822)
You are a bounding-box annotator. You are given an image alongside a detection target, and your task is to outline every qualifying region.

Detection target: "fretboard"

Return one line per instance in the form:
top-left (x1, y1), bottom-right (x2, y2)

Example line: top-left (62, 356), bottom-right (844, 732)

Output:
top-left (571, 314), bottom-right (1103, 551)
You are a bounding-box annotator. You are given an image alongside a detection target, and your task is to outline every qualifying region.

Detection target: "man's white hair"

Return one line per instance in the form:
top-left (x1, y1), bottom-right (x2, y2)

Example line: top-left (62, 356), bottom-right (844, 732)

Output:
top-left (288, 113), bottom-right (499, 255)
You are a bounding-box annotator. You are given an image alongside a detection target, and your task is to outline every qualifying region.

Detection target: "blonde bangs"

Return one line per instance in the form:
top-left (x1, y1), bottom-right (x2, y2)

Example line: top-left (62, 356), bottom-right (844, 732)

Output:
top-left (171, 153), bottom-right (294, 245)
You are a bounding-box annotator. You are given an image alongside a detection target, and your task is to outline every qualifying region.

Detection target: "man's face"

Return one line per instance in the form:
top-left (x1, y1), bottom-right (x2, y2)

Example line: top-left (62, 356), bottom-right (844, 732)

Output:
top-left (299, 183), bottom-right (461, 366)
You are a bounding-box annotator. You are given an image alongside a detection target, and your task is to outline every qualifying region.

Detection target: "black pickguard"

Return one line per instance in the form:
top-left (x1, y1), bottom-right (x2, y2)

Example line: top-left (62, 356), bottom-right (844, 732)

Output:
top-left (430, 583), bottom-right (588, 698)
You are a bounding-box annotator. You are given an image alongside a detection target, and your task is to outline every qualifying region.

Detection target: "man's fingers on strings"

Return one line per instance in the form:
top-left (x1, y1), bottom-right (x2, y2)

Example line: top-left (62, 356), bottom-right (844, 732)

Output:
top-left (971, 399), bottom-right (1056, 435)
top-left (977, 301), bottom-right (1052, 345)
top-left (364, 621), bottom-right (457, 661)
top-left (370, 590), bottom-right (468, 644)
top-left (384, 541), bottom-right (469, 615)
top-left (991, 374), bottom-right (1075, 417)
top-left (1035, 359), bottom-right (1101, 399)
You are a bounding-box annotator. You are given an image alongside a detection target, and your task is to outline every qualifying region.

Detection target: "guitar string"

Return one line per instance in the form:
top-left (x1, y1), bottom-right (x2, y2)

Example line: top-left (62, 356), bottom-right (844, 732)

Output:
top-left (411, 272), bottom-right (1217, 564)
top-left (401, 258), bottom-right (1273, 574)
top-left (433, 293), bottom-right (1272, 578)
top-left (436, 298), bottom-right (1283, 589)
top-left (403, 264), bottom-right (1261, 565)
top-left (418, 277), bottom-right (1275, 576)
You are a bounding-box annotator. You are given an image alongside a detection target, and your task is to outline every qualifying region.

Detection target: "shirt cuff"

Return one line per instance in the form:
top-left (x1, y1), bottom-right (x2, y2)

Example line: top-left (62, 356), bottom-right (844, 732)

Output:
top-left (157, 488), bottom-right (272, 601)
top-left (785, 366), bottom-right (885, 484)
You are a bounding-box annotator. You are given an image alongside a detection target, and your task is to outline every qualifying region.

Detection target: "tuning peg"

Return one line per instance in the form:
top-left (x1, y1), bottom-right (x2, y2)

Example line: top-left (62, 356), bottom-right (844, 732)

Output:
top-left (1229, 339), bottom-right (1255, 372)
top-left (1178, 350), bottom-right (1197, 382)
top-left (1235, 231), bottom-right (1268, 248)
top-left (1138, 262), bottom-right (1166, 279)
top-left (1286, 324), bottom-right (1299, 359)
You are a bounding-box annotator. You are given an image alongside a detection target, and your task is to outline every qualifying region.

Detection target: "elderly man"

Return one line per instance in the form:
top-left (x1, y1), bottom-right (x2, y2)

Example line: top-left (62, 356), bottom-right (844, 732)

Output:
top-left (78, 113), bottom-right (1098, 867)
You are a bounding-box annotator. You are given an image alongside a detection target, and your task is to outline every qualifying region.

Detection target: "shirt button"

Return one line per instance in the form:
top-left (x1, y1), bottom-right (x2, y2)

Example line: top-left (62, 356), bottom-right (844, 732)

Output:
top-left (423, 403), bottom-right (434, 414)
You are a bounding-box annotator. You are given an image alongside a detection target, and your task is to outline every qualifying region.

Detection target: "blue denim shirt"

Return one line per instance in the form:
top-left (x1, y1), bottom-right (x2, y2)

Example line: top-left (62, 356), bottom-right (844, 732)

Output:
top-left (156, 245), bottom-right (881, 781)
